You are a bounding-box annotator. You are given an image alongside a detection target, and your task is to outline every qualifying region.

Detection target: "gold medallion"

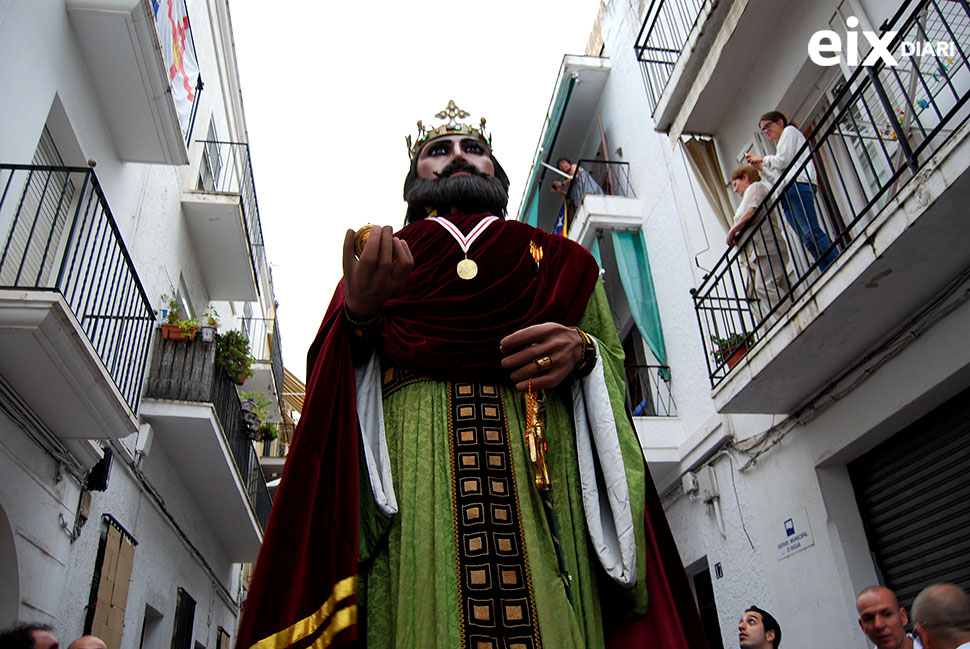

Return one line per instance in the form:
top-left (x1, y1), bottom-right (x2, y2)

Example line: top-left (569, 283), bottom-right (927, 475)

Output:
top-left (456, 257), bottom-right (478, 280)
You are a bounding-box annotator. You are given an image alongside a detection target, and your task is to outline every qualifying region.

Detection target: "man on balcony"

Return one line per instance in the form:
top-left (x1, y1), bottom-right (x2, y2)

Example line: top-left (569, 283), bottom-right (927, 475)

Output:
top-left (727, 165), bottom-right (792, 326)
top-left (235, 101), bottom-right (707, 649)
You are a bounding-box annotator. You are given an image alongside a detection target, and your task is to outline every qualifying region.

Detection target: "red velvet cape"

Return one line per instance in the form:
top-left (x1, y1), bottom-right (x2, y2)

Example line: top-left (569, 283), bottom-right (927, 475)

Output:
top-left (235, 215), bottom-right (707, 649)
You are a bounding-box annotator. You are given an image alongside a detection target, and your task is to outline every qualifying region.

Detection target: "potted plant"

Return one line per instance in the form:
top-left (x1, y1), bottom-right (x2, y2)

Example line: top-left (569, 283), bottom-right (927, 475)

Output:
top-left (160, 294), bottom-right (199, 341)
top-left (239, 391), bottom-right (274, 440)
top-left (711, 332), bottom-right (750, 370)
top-left (200, 305), bottom-right (220, 343)
top-left (217, 330), bottom-right (255, 385)
top-left (256, 420), bottom-right (278, 443)
top-left (240, 394), bottom-right (259, 431)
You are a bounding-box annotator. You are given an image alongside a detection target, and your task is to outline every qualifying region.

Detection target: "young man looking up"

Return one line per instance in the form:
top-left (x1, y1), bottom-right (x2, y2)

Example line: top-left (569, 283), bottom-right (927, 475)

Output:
top-left (739, 606), bottom-right (781, 649)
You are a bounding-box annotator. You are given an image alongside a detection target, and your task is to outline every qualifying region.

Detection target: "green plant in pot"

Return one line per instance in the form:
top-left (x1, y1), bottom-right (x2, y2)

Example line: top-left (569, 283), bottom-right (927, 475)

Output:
top-left (200, 305), bottom-right (219, 343)
top-left (711, 332), bottom-right (750, 367)
top-left (257, 420), bottom-right (278, 443)
top-left (239, 391), bottom-right (274, 440)
top-left (217, 330), bottom-right (255, 385)
top-left (160, 293), bottom-right (198, 341)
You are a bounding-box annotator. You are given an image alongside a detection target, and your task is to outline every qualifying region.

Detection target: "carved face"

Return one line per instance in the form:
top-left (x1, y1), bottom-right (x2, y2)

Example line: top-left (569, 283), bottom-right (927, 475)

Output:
top-left (416, 135), bottom-right (495, 181)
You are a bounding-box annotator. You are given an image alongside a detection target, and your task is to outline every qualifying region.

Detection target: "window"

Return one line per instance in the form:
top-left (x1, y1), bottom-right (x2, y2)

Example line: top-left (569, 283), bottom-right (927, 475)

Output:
top-left (171, 588), bottom-right (196, 649)
top-left (198, 121), bottom-right (221, 192)
top-left (216, 628), bottom-right (230, 649)
top-left (84, 516), bottom-right (137, 649)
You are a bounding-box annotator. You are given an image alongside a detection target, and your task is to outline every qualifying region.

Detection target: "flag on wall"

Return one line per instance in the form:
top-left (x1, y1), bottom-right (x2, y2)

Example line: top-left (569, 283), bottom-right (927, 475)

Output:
top-left (153, 0), bottom-right (200, 137)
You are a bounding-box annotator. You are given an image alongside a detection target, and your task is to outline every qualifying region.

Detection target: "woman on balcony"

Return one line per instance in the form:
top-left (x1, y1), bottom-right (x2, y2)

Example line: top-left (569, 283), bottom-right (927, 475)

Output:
top-left (745, 111), bottom-right (839, 272)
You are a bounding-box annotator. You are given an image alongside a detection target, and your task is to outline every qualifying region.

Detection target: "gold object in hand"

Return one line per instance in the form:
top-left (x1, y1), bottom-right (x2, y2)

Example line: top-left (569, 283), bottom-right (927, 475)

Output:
top-left (354, 225), bottom-right (377, 258)
top-left (535, 355), bottom-right (552, 370)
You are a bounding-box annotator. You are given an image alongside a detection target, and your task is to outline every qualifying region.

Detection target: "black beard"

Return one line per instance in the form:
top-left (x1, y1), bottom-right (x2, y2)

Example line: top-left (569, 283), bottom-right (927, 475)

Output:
top-left (404, 173), bottom-right (509, 222)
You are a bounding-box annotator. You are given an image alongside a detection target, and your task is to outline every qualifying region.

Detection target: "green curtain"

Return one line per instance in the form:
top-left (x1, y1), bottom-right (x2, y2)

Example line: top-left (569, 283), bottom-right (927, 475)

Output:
top-left (518, 76), bottom-right (576, 225)
top-left (611, 230), bottom-right (668, 373)
top-left (588, 235), bottom-right (602, 267)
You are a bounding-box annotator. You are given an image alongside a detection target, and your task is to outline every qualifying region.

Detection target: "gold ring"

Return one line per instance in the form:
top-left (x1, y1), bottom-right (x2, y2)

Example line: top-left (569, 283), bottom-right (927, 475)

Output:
top-left (535, 356), bottom-right (552, 370)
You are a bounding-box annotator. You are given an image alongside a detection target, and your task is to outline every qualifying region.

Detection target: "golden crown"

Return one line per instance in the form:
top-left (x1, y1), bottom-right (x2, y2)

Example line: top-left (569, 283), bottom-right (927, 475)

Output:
top-left (406, 100), bottom-right (491, 159)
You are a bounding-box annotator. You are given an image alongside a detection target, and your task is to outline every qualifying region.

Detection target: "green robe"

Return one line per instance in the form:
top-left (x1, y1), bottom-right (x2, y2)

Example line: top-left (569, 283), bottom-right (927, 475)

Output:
top-left (358, 282), bottom-right (647, 649)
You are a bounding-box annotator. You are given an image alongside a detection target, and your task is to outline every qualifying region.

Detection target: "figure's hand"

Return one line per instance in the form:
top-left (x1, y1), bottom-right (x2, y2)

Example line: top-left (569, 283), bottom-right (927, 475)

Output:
top-left (727, 224), bottom-right (740, 247)
top-left (500, 323), bottom-right (584, 391)
top-left (342, 225), bottom-right (413, 319)
top-left (745, 153), bottom-right (764, 169)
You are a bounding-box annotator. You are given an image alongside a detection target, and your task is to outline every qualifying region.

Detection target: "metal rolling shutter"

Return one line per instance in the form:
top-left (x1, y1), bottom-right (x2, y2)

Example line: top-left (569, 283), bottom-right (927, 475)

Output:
top-left (848, 388), bottom-right (970, 610)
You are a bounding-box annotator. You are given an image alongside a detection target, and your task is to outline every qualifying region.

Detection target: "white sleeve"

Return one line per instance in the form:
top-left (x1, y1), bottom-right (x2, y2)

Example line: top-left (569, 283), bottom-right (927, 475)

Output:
top-left (570, 339), bottom-right (637, 587)
top-left (354, 351), bottom-right (398, 516)
top-left (763, 126), bottom-right (802, 176)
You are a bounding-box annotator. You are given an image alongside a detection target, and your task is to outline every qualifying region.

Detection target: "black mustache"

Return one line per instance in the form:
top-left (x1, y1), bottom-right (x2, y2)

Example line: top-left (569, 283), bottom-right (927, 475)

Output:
top-left (433, 161), bottom-right (491, 179)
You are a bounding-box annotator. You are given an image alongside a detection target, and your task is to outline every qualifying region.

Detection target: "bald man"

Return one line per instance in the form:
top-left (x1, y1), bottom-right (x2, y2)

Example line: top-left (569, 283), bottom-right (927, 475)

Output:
top-left (858, 585), bottom-right (923, 649)
top-left (911, 583), bottom-right (970, 649)
top-left (66, 636), bottom-right (106, 649)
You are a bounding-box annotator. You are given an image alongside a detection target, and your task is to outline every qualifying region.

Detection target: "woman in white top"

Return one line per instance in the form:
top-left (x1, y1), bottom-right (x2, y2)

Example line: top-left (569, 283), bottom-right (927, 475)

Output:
top-left (745, 111), bottom-right (839, 272)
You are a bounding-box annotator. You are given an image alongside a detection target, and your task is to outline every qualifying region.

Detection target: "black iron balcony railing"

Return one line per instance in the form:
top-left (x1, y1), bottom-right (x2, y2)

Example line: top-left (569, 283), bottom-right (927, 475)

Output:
top-left (196, 140), bottom-right (267, 299)
top-left (692, 0), bottom-right (970, 386)
top-left (240, 315), bottom-right (285, 407)
top-left (635, 0), bottom-right (708, 112)
top-left (625, 364), bottom-right (676, 417)
top-left (565, 159), bottom-right (635, 210)
top-left (0, 165), bottom-right (154, 412)
top-left (144, 335), bottom-right (271, 529)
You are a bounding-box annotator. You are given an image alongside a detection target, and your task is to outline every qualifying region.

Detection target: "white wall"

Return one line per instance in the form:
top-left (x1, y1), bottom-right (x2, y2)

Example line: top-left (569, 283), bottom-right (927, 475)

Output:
top-left (587, 0), bottom-right (970, 647)
top-left (0, 0), bottom-right (252, 644)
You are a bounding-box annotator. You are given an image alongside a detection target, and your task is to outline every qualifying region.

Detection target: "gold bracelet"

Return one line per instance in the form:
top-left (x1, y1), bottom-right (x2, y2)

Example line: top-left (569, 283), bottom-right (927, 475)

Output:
top-left (571, 327), bottom-right (596, 378)
top-left (343, 302), bottom-right (382, 338)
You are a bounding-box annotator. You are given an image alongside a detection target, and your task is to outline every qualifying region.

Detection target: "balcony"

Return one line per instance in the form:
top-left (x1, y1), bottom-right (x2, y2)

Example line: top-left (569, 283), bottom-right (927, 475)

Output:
top-left (625, 364), bottom-right (676, 417)
top-left (635, 0), bottom-right (714, 131)
top-left (565, 160), bottom-right (642, 246)
top-left (518, 55), bottom-right (611, 232)
top-left (66, 0), bottom-right (191, 164)
top-left (692, 0), bottom-right (970, 413)
top-left (181, 141), bottom-right (267, 302)
top-left (239, 315), bottom-right (285, 421)
top-left (140, 335), bottom-right (270, 561)
top-left (0, 165), bottom-right (154, 439)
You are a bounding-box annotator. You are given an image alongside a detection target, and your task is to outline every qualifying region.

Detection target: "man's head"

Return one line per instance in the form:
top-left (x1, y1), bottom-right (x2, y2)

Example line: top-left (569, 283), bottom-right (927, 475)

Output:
top-left (912, 583), bottom-right (970, 649)
top-left (730, 166), bottom-right (762, 196)
top-left (403, 133), bottom-right (510, 224)
top-left (857, 585), bottom-right (912, 649)
top-left (0, 623), bottom-right (59, 649)
top-left (403, 101), bottom-right (510, 224)
top-left (67, 635), bottom-right (107, 649)
top-left (739, 606), bottom-right (781, 649)
top-left (557, 157), bottom-right (573, 174)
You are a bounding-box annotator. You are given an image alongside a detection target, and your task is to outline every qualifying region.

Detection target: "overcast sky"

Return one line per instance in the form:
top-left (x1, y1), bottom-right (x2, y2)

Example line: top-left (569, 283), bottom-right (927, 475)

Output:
top-left (229, 1), bottom-right (601, 381)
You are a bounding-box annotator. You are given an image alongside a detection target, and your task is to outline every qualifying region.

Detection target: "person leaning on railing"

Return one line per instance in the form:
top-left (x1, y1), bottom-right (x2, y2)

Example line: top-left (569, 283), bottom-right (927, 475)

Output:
top-left (745, 111), bottom-right (839, 272)
top-left (550, 157), bottom-right (604, 199)
top-left (727, 165), bottom-right (791, 325)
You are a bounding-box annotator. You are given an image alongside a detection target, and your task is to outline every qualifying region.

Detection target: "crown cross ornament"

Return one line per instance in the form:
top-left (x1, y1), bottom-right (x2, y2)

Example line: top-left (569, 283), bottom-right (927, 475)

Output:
top-left (407, 100), bottom-right (491, 159)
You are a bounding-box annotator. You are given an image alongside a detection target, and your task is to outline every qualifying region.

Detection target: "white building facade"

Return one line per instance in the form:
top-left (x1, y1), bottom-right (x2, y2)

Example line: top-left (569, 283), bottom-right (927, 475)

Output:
top-left (519, 0), bottom-right (970, 646)
top-left (0, 1), bottom-right (284, 647)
